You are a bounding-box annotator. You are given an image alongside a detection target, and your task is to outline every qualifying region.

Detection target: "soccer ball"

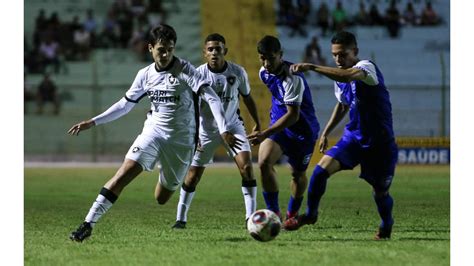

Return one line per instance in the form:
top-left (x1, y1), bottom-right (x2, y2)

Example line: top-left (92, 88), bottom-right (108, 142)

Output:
top-left (247, 209), bottom-right (281, 242)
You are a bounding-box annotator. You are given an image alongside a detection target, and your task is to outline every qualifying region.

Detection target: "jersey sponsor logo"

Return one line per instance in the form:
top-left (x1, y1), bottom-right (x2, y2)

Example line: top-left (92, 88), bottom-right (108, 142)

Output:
top-left (132, 147), bottom-right (140, 153)
top-left (226, 76), bottom-right (236, 85)
top-left (147, 90), bottom-right (181, 103)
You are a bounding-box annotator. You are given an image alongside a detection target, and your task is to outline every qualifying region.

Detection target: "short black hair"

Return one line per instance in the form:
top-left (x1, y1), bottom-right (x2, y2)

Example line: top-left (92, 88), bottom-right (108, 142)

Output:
top-left (257, 35), bottom-right (281, 54)
top-left (205, 33), bottom-right (225, 44)
top-left (148, 24), bottom-right (177, 46)
top-left (331, 31), bottom-right (357, 47)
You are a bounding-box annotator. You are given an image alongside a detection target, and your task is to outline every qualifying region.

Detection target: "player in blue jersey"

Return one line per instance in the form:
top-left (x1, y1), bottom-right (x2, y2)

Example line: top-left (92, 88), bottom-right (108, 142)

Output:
top-left (283, 31), bottom-right (398, 240)
top-left (248, 35), bottom-right (320, 221)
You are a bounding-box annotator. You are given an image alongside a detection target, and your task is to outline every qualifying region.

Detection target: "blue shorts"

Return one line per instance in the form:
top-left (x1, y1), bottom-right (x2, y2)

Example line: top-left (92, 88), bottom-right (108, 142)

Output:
top-left (269, 132), bottom-right (317, 171)
top-left (326, 134), bottom-right (398, 191)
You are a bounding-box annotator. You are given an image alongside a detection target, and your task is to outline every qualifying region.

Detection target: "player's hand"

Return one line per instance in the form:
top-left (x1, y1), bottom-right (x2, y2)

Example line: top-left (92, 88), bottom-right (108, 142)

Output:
top-left (252, 124), bottom-right (261, 133)
top-left (68, 120), bottom-right (95, 136)
top-left (290, 63), bottom-right (312, 73)
top-left (318, 135), bottom-right (328, 153)
top-left (247, 131), bottom-right (266, 146)
top-left (221, 132), bottom-right (243, 154)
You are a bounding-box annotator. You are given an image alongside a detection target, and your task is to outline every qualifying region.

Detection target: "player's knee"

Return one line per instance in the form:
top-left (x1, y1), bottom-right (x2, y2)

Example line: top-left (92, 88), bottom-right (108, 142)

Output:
top-left (258, 159), bottom-right (272, 172)
top-left (156, 197), bottom-right (168, 205)
top-left (239, 162), bottom-right (253, 178)
top-left (373, 189), bottom-right (389, 198)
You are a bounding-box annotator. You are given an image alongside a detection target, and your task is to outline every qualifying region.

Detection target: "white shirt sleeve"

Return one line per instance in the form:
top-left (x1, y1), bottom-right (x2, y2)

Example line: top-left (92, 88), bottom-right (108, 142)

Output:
top-left (283, 75), bottom-right (304, 105)
top-left (92, 98), bottom-right (136, 125)
top-left (180, 60), bottom-right (210, 93)
top-left (334, 82), bottom-right (349, 105)
top-left (353, 60), bottom-right (379, 86)
top-left (238, 67), bottom-right (251, 97)
top-left (200, 85), bottom-right (228, 134)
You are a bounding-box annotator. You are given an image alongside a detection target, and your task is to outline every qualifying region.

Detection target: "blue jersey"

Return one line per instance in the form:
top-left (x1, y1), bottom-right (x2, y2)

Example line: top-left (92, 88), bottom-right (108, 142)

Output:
top-left (259, 61), bottom-right (320, 141)
top-left (334, 60), bottom-right (394, 147)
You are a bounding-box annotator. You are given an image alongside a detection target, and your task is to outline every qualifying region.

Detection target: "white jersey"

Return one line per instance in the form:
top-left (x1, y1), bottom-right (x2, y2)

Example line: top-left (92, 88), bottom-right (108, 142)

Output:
top-left (92, 57), bottom-right (228, 146)
top-left (196, 61), bottom-right (250, 134)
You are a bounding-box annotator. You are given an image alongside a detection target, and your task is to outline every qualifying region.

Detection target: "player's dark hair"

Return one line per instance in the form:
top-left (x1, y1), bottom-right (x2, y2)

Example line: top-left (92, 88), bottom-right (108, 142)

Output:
top-left (205, 33), bottom-right (226, 44)
top-left (331, 31), bottom-right (357, 47)
top-left (257, 35), bottom-right (281, 54)
top-left (148, 24), bottom-right (177, 46)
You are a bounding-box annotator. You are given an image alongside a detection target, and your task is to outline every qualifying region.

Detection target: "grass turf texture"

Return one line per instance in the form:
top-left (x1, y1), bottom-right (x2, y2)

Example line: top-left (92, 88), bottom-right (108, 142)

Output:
top-left (25, 165), bottom-right (449, 265)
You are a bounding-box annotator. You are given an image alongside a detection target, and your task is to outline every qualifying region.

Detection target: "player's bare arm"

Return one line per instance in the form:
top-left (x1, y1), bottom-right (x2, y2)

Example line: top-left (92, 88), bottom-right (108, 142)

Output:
top-left (248, 104), bottom-right (300, 146)
top-left (68, 119), bottom-right (96, 136)
top-left (319, 102), bottom-right (349, 153)
top-left (290, 63), bottom-right (366, 83)
top-left (242, 94), bottom-right (261, 133)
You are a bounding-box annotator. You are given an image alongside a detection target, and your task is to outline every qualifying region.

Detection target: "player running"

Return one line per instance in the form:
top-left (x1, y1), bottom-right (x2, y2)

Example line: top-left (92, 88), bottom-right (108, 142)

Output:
top-left (283, 31), bottom-right (398, 240)
top-left (248, 35), bottom-right (320, 221)
top-left (172, 33), bottom-right (260, 229)
top-left (68, 24), bottom-right (241, 242)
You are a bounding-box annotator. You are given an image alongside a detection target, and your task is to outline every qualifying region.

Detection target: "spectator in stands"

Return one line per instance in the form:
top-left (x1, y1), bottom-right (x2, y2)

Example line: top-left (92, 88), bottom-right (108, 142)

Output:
top-left (368, 3), bottom-right (384, 26)
top-left (100, 10), bottom-right (120, 48)
top-left (287, 6), bottom-right (307, 38)
top-left (332, 1), bottom-right (348, 32)
top-left (130, 0), bottom-right (147, 22)
top-left (276, 0), bottom-right (292, 25)
top-left (129, 21), bottom-right (149, 62)
top-left (385, 0), bottom-right (401, 38)
top-left (36, 73), bottom-right (60, 115)
top-left (316, 2), bottom-right (330, 37)
top-left (39, 36), bottom-right (61, 74)
top-left (420, 1), bottom-right (440, 26)
top-left (73, 26), bottom-right (91, 60)
top-left (33, 9), bottom-right (48, 48)
top-left (147, 0), bottom-right (167, 26)
top-left (303, 36), bottom-right (326, 67)
top-left (354, 1), bottom-right (370, 25)
top-left (402, 2), bottom-right (419, 26)
top-left (296, 0), bottom-right (311, 25)
top-left (83, 9), bottom-right (98, 47)
top-left (24, 73), bottom-right (35, 114)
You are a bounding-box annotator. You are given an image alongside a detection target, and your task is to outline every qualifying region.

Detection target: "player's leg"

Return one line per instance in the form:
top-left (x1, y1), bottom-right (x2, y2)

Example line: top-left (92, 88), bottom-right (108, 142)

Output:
top-left (173, 134), bottom-right (219, 228)
top-left (234, 151), bottom-right (257, 220)
top-left (258, 138), bottom-right (284, 217)
top-left (286, 168), bottom-right (307, 219)
top-left (173, 166), bottom-right (206, 228)
top-left (362, 142), bottom-right (398, 240)
top-left (304, 155), bottom-right (342, 220)
top-left (70, 158), bottom-right (143, 242)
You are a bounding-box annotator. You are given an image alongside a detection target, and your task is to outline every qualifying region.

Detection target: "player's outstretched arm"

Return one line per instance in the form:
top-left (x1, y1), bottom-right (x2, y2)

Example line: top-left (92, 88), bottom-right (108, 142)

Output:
top-left (290, 63), bottom-right (366, 83)
top-left (242, 93), bottom-right (261, 133)
top-left (68, 119), bottom-right (95, 136)
top-left (68, 97), bottom-right (136, 136)
top-left (318, 102), bottom-right (349, 152)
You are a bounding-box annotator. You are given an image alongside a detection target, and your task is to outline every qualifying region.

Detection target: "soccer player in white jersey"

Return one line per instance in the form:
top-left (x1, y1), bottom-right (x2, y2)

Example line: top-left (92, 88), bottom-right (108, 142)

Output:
top-left (68, 24), bottom-right (242, 242)
top-left (172, 33), bottom-right (261, 229)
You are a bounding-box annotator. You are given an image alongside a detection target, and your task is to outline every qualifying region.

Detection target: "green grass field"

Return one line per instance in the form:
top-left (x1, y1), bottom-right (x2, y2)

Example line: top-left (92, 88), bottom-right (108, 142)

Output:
top-left (24, 165), bottom-right (449, 265)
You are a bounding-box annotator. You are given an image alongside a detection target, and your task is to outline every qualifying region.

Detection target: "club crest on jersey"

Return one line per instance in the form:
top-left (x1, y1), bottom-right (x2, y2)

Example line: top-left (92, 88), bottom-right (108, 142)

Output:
top-left (168, 75), bottom-right (178, 85)
top-left (226, 76), bottom-right (236, 85)
top-left (132, 147), bottom-right (140, 153)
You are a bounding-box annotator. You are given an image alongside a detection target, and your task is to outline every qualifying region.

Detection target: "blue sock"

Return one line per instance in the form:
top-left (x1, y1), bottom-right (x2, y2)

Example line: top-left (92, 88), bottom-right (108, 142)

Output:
top-left (373, 193), bottom-right (394, 229)
top-left (306, 165), bottom-right (329, 218)
top-left (287, 196), bottom-right (303, 218)
top-left (262, 191), bottom-right (280, 215)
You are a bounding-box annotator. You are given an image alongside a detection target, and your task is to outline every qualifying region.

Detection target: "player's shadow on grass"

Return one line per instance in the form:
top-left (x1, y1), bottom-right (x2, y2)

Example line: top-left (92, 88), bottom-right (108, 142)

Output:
top-left (224, 237), bottom-right (248, 242)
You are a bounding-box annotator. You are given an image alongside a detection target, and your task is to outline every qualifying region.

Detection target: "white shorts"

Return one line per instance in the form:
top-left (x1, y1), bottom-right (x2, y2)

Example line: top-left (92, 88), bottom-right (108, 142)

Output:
top-left (125, 134), bottom-right (194, 191)
top-left (192, 125), bottom-right (251, 167)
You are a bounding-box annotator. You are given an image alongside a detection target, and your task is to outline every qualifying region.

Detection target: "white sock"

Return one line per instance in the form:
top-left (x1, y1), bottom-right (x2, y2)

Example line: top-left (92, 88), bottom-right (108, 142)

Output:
top-left (176, 187), bottom-right (195, 222)
top-left (84, 194), bottom-right (114, 227)
top-left (242, 185), bottom-right (257, 219)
